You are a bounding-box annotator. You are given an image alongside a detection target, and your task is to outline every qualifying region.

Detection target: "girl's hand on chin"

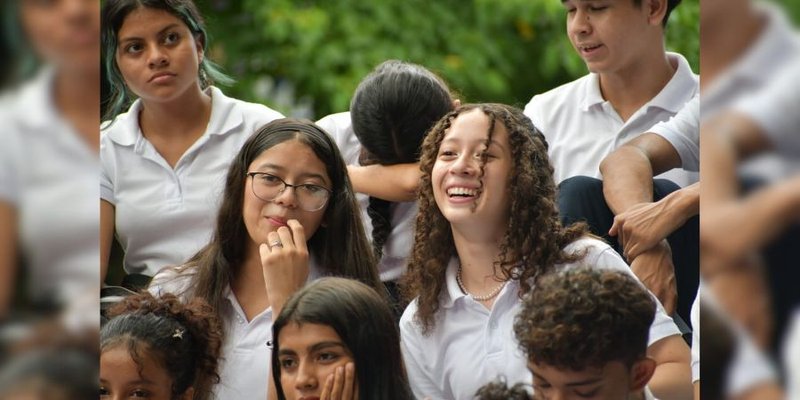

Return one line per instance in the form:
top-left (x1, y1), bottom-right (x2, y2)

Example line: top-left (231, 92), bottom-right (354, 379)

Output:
top-left (260, 219), bottom-right (309, 315)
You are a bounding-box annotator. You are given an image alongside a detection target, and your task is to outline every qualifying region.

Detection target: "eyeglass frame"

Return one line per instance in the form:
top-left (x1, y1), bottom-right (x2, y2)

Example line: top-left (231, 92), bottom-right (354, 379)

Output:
top-left (246, 172), bottom-right (333, 212)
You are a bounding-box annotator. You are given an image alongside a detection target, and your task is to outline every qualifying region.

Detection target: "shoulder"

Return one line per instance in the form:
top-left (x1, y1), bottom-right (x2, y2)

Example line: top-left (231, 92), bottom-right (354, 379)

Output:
top-left (316, 112), bottom-right (352, 134)
top-left (524, 76), bottom-right (591, 123)
top-left (561, 236), bottom-right (625, 269)
top-left (209, 87), bottom-right (285, 128)
top-left (148, 265), bottom-right (197, 300)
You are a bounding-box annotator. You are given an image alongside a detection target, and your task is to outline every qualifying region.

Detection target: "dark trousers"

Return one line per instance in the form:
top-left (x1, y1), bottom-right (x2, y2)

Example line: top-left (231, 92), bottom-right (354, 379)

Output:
top-left (739, 177), bottom-right (800, 354)
top-left (557, 176), bottom-right (699, 330)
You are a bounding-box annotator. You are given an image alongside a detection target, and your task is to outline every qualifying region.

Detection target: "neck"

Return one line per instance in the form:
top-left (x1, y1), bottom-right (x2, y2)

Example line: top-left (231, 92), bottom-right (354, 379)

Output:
top-left (699, 6), bottom-right (765, 92)
top-left (451, 226), bottom-right (506, 293)
top-left (54, 67), bottom-right (101, 151)
top-left (598, 50), bottom-right (675, 122)
top-left (139, 85), bottom-right (211, 139)
top-left (231, 245), bottom-right (269, 310)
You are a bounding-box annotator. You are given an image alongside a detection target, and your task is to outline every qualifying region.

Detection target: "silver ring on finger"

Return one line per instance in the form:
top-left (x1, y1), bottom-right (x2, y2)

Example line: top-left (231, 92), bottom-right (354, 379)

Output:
top-left (269, 240), bottom-right (283, 248)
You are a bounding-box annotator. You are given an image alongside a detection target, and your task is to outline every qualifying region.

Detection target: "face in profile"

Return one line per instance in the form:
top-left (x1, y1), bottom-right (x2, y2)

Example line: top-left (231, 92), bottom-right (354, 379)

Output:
top-left (114, 6), bottom-right (204, 103)
top-left (100, 345), bottom-right (192, 400)
top-left (529, 359), bottom-right (654, 400)
top-left (277, 322), bottom-right (357, 400)
top-left (430, 108), bottom-right (512, 233)
top-left (242, 139), bottom-right (331, 248)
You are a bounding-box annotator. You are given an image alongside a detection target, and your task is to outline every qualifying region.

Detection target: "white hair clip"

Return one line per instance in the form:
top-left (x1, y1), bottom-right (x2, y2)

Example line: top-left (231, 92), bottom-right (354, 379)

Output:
top-left (172, 328), bottom-right (185, 340)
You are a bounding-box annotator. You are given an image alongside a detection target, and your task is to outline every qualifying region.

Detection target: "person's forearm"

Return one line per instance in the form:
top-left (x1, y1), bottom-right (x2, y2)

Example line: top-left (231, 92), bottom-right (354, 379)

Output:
top-left (723, 175), bottom-right (800, 256)
top-left (662, 182), bottom-right (699, 225)
top-left (100, 200), bottom-right (115, 284)
top-left (347, 163), bottom-right (420, 202)
top-left (600, 146), bottom-right (654, 215)
top-left (0, 202), bottom-right (17, 316)
top-left (700, 115), bottom-right (758, 205)
top-left (647, 335), bottom-right (693, 400)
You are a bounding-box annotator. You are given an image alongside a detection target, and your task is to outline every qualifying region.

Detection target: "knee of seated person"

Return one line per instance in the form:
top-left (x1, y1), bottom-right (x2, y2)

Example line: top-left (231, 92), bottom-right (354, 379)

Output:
top-left (558, 176), bottom-right (604, 197)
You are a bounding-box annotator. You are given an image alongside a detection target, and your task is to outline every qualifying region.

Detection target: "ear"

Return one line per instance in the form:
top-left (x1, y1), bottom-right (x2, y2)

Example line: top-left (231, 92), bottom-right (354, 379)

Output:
top-left (629, 357), bottom-right (656, 391)
top-left (180, 387), bottom-right (195, 400)
top-left (195, 34), bottom-right (205, 64)
top-left (645, 0), bottom-right (668, 26)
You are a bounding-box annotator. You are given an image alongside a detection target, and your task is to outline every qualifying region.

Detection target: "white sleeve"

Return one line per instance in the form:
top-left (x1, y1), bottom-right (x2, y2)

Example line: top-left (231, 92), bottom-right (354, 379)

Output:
top-left (0, 130), bottom-right (19, 205)
top-left (648, 95), bottom-right (699, 172)
top-left (784, 310), bottom-right (800, 399)
top-left (690, 289), bottom-right (700, 383)
top-left (99, 134), bottom-right (116, 204)
top-left (583, 242), bottom-right (682, 344)
top-left (731, 57), bottom-right (800, 159)
top-left (399, 301), bottom-right (446, 400)
top-left (725, 323), bottom-right (778, 396)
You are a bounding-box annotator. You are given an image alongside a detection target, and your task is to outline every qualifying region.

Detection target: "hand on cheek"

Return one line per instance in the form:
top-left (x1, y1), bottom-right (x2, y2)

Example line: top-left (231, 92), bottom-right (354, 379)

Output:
top-left (320, 362), bottom-right (357, 400)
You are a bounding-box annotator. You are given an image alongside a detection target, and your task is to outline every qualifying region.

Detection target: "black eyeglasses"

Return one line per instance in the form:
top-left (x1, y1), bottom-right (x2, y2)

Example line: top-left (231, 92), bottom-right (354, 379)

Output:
top-left (246, 172), bottom-right (332, 211)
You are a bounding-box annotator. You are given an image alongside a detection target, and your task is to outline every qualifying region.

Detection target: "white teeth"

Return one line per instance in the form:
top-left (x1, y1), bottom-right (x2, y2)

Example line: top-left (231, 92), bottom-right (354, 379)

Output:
top-left (447, 187), bottom-right (477, 197)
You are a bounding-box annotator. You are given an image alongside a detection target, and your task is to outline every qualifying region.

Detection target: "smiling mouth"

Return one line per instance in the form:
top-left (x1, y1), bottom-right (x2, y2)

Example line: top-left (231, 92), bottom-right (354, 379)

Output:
top-left (447, 187), bottom-right (480, 199)
top-left (579, 44), bottom-right (602, 52)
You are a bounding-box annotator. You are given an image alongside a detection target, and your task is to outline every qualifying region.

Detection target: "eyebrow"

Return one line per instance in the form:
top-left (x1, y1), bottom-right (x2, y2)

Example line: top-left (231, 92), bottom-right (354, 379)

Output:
top-left (278, 341), bottom-right (347, 356)
top-left (531, 372), bottom-right (602, 387)
top-left (118, 23), bottom-right (181, 44)
top-left (252, 163), bottom-right (329, 185)
top-left (440, 137), bottom-right (508, 152)
top-left (99, 378), bottom-right (156, 385)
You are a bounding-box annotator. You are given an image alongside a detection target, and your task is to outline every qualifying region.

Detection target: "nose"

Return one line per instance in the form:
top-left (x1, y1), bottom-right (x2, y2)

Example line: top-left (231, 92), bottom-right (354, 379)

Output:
top-left (147, 45), bottom-right (169, 68)
top-left (294, 360), bottom-right (318, 391)
top-left (449, 153), bottom-right (479, 176)
top-left (568, 8), bottom-right (592, 36)
top-left (271, 185), bottom-right (299, 209)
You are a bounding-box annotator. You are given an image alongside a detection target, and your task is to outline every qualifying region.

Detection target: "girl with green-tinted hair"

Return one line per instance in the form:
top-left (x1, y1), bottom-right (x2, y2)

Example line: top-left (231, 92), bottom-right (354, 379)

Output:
top-left (100, 0), bottom-right (285, 286)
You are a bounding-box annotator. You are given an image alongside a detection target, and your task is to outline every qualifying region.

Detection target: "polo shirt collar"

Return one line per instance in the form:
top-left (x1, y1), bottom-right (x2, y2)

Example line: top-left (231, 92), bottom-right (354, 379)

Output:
top-left (580, 52), bottom-right (698, 114)
top-left (103, 86), bottom-right (244, 147)
top-left (442, 257), bottom-right (468, 309)
top-left (13, 67), bottom-right (61, 133)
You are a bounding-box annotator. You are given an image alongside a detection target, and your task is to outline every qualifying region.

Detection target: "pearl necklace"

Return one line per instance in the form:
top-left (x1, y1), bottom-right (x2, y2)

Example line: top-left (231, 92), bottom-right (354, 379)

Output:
top-left (456, 264), bottom-right (507, 302)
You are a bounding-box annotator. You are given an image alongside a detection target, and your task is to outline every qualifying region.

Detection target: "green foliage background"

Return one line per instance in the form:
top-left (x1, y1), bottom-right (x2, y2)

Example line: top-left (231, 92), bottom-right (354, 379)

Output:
top-left (197, 0), bottom-right (699, 119)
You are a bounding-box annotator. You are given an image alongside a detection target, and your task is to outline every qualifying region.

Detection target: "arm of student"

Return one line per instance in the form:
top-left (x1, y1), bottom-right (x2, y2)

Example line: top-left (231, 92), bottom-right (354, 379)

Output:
top-left (629, 241), bottom-right (677, 316)
top-left (601, 133), bottom-right (692, 257)
top-left (0, 201), bottom-right (17, 315)
top-left (347, 163), bottom-right (420, 202)
top-left (701, 175), bottom-right (800, 277)
top-left (646, 334), bottom-right (693, 400)
top-left (700, 113), bottom-right (772, 204)
top-left (100, 200), bottom-right (115, 285)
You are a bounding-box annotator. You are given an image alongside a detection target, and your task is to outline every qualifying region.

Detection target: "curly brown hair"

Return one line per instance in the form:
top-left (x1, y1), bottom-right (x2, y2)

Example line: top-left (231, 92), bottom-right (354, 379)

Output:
top-left (475, 378), bottom-right (531, 400)
top-left (514, 268), bottom-right (656, 370)
top-left (401, 103), bottom-right (588, 334)
top-left (102, 292), bottom-right (223, 400)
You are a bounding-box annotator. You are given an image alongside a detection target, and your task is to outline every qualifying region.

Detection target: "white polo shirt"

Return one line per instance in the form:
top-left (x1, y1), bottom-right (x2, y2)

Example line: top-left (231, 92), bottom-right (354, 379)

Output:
top-left (731, 57), bottom-right (800, 160)
top-left (100, 87), bottom-right (283, 276)
top-left (0, 67), bottom-right (99, 304)
top-left (149, 257), bottom-right (323, 400)
top-left (648, 95), bottom-right (699, 172)
top-left (316, 112), bottom-right (417, 282)
top-left (399, 237), bottom-right (681, 399)
top-left (702, 3), bottom-right (800, 181)
top-left (524, 52), bottom-right (698, 186)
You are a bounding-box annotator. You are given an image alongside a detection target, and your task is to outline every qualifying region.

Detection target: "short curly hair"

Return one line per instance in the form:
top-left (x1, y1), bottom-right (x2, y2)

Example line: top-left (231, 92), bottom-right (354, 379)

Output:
top-left (475, 378), bottom-right (531, 400)
top-left (102, 292), bottom-right (223, 400)
top-left (514, 268), bottom-right (656, 370)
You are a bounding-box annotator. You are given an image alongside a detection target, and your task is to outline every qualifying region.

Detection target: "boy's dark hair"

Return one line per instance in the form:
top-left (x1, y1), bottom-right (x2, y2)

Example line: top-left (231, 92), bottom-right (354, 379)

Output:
top-left (514, 268), bottom-right (656, 370)
top-left (633, 0), bottom-right (682, 27)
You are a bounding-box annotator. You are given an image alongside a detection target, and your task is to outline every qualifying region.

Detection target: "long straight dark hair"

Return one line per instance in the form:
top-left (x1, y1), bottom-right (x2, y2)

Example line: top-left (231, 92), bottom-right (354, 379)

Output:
top-left (272, 277), bottom-right (413, 400)
top-left (175, 118), bottom-right (382, 324)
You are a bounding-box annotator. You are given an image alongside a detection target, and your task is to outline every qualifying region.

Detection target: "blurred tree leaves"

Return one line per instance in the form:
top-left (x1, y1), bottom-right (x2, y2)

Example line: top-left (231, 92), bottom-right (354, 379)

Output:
top-left (198, 0), bottom-right (699, 119)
